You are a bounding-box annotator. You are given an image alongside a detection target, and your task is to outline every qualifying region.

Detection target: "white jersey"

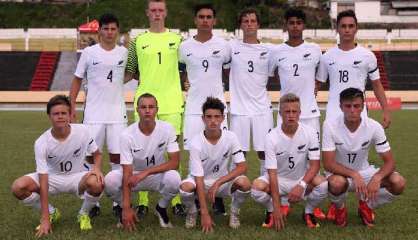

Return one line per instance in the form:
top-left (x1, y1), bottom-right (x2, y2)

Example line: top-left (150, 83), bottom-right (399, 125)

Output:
top-left (75, 44), bottom-right (128, 123)
top-left (271, 42), bottom-right (321, 119)
top-left (189, 130), bottom-right (245, 181)
top-left (316, 45), bottom-right (380, 120)
top-left (322, 116), bottom-right (390, 171)
top-left (35, 124), bottom-right (98, 175)
top-left (179, 36), bottom-right (231, 115)
top-left (120, 120), bottom-right (179, 171)
top-left (265, 123), bottom-right (320, 181)
top-left (228, 39), bottom-right (273, 115)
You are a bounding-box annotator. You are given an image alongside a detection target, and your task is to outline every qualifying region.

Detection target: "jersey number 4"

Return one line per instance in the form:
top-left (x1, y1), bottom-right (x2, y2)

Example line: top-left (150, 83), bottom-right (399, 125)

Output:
top-left (107, 70), bottom-right (113, 82)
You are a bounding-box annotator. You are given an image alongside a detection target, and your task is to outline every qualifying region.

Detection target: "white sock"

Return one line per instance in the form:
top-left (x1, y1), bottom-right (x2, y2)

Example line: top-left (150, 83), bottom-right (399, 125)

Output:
top-left (281, 196), bottom-right (289, 206)
top-left (180, 189), bottom-right (196, 213)
top-left (251, 189), bottom-right (273, 212)
top-left (368, 188), bottom-right (396, 209)
top-left (231, 190), bottom-right (249, 212)
top-left (79, 192), bottom-right (101, 215)
top-left (305, 181), bottom-right (328, 214)
top-left (22, 193), bottom-right (56, 214)
top-left (329, 191), bottom-right (347, 209)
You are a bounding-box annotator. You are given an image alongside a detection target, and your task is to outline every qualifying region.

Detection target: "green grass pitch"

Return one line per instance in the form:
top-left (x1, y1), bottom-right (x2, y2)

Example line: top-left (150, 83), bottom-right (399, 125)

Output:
top-left (0, 110), bottom-right (417, 239)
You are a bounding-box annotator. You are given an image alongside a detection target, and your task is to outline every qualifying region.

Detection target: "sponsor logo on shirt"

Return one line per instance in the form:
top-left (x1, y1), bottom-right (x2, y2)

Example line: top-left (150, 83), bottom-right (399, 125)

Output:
top-left (233, 51), bottom-right (240, 55)
top-left (303, 53), bottom-right (312, 60)
top-left (353, 60), bottom-right (362, 68)
top-left (186, 53), bottom-right (192, 57)
top-left (133, 148), bottom-right (143, 153)
top-left (158, 142), bottom-right (165, 148)
top-left (212, 50), bottom-right (221, 58)
top-left (92, 61), bottom-right (100, 65)
top-left (329, 61), bottom-right (336, 66)
top-left (223, 151), bottom-right (229, 159)
top-left (260, 51), bottom-right (268, 59)
top-left (47, 154), bottom-right (56, 159)
top-left (297, 144), bottom-right (306, 152)
top-left (278, 57), bottom-right (286, 62)
top-left (201, 157), bottom-right (209, 162)
top-left (118, 60), bottom-right (124, 65)
top-left (311, 109), bottom-right (317, 113)
top-left (361, 140), bottom-right (370, 149)
top-left (335, 142), bottom-right (343, 146)
top-left (73, 147), bottom-right (82, 157)
top-left (169, 42), bottom-right (176, 49)
top-left (276, 151), bottom-right (284, 156)
top-left (142, 45), bottom-right (150, 49)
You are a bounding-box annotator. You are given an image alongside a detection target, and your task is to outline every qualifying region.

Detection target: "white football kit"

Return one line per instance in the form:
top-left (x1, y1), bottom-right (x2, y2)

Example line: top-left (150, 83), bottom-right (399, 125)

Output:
top-left (179, 36), bottom-right (231, 149)
top-left (228, 39), bottom-right (274, 151)
top-left (322, 116), bottom-right (396, 209)
top-left (27, 124), bottom-right (98, 196)
top-left (104, 120), bottom-right (181, 208)
top-left (272, 42), bottom-right (321, 132)
top-left (74, 44), bottom-right (128, 154)
top-left (316, 45), bottom-right (380, 121)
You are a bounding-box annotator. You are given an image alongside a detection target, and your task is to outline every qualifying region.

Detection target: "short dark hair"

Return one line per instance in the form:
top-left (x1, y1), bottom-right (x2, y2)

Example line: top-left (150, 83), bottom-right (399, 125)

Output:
top-left (194, 3), bottom-right (216, 17)
top-left (99, 13), bottom-right (119, 28)
top-left (285, 8), bottom-right (306, 22)
top-left (337, 10), bottom-right (357, 26)
top-left (339, 88), bottom-right (364, 103)
top-left (202, 97), bottom-right (225, 115)
top-left (137, 93), bottom-right (158, 106)
top-left (238, 8), bottom-right (260, 25)
top-left (47, 95), bottom-right (71, 115)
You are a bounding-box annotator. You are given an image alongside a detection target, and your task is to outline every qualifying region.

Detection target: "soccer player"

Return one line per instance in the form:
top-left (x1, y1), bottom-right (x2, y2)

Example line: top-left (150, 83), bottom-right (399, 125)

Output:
top-left (11, 95), bottom-right (104, 237)
top-left (124, 0), bottom-right (184, 216)
top-left (179, 97), bottom-right (251, 232)
top-left (104, 93), bottom-right (181, 230)
top-left (251, 93), bottom-right (327, 230)
top-left (69, 13), bottom-right (127, 216)
top-left (271, 8), bottom-right (321, 135)
top-left (227, 8), bottom-right (274, 176)
top-left (322, 88), bottom-right (406, 227)
top-left (316, 10), bottom-right (391, 128)
top-left (180, 3), bottom-right (230, 150)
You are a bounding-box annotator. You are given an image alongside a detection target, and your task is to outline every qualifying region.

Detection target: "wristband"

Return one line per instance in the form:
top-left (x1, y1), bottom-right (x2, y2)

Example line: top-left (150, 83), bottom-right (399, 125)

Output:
top-left (298, 180), bottom-right (307, 189)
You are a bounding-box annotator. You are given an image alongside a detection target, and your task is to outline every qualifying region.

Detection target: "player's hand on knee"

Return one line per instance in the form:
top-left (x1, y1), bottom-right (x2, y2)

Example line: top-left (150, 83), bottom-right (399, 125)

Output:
top-left (367, 175), bottom-right (382, 202)
top-left (122, 207), bottom-right (138, 232)
top-left (272, 208), bottom-right (285, 231)
top-left (352, 173), bottom-right (368, 200)
top-left (207, 182), bottom-right (220, 204)
top-left (288, 185), bottom-right (304, 203)
top-left (35, 219), bottom-right (52, 238)
top-left (91, 168), bottom-right (105, 185)
top-left (200, 213), bottom-right (214, 234)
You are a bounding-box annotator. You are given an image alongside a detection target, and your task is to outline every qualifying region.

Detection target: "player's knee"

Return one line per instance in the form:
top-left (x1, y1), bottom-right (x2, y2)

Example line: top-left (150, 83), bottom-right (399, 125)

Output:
top-left (180, 182), bottom-right (195, 194)
top-left (252, 179), bottom-right (268, 192)
top-left (328, 175), bottom-right (348, 195)
top-left (251, 188), bottom-right (270, 203)
top-left (86, 176), bottom-right (103, 196)
top-left (311, 175), bottom-right (326, 187)
top-left (234, 176), bottom-right (251, 192)
top-left (388, 173), bottom-right (406, 195)
top-left (11, 179), bottom-right (26, 199)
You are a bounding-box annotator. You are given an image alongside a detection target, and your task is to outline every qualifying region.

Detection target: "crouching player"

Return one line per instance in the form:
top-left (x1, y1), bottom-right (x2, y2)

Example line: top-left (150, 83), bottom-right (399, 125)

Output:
top-left (251, 93), bottom-right (328, 230)
top-left (11, 95), bottom-right (104, 237)
top-left (323, 88), bottom-right (406, 227)
top-left (179, 97), bottom-right (251, 233)
top-left (104, 93), bottom-right (181, 230)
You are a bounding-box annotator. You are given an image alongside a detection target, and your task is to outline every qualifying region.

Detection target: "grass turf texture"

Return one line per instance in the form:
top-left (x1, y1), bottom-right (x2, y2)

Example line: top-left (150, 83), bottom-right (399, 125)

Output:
top-left (0, 110), bottom-right (417, 240)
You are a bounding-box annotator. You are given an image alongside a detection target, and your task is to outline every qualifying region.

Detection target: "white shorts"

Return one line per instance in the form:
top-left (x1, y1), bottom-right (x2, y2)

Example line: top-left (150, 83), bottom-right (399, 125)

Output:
top-left (326, 165), bottom-right (379, 192)
top-left (230, 113), bottom-right (273, 152)
top-left (105, 169), bottom-right (181, 192)
top-left (181, 176), bottom-right (245, 198)
top-left (256, 174), bottom-right (305, 197)
top-left (85, 123), bottom-right (127, 154)
top-left (183, 114), bottom-right (228, 150)
top-left (26, 171), bottom-right (88, 197)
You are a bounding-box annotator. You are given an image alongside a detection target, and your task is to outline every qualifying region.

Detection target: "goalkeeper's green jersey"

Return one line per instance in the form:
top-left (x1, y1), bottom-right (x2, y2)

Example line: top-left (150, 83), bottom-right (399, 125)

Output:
top-left (126, 29), bottom-right (183, 114)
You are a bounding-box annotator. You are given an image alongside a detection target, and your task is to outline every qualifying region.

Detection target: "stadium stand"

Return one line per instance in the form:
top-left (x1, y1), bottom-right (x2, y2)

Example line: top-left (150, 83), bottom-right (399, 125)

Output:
top-left (27, 28), bottom-right (77, 51)
top-left (30, 52), bottom-right (60, 91)
top-left (50, 52), bottom-right (78, 91)
top-left (0, 51), bottom-right (40, 90)
top-left (383, 51), bottom-right (418, 90)
top-left (374, 51), bottom-right (390, 90)
top-left (357, 29), bottom-right (388, 40)
top-left (0, 29), bottom-right (26, 51)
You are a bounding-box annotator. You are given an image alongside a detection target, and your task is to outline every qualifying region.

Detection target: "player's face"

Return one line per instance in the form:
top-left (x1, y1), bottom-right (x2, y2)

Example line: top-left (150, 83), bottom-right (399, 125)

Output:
top-left (137, 97), bottom-right (158, 122)
top-left (194, 8), bottom-right (216, 31)
top-left (286, 17), bottom-right (304, 39)
top-left (99, 22), bottom-right (118, 44)
top-left (146, 2), bottom-right (167, 24)
top-left (202, 109), bottom-right (224, 131)
top-left (280, 101), bottom-right (301, 127)
top-left (337, 17), bottom-right (357, 43)
top-left (340, 97), bottom-right (364, 122)
top-left (240, 13), bottom-right (259, 36)
top-left (49, 104), bottom-right (71, 129)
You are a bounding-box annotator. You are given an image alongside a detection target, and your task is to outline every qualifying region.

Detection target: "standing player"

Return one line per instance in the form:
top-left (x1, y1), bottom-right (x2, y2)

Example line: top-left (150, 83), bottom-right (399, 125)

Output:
top-left (227, 8), bottom-right (274, 176)
top-left (104, 93), bottom-right (181, 230)
top-left (316, 10), bottom-right (391, 128)
top-left (179, 97), bottom-right (251, 232)
top-left (70, 13), bottom-right (127, 216)
top-left (270, 8), bottom-right (324, 218)
top-left (124, 0), bottom-right (184, 216)
top-left (11, 95), bottom-right (104, 237)
top-left (180, 3), bottom-right (230, 150)
top-left (251, 93), bottom-right (328, 230)
top-left (322, 88), bottom-right (406, 227)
